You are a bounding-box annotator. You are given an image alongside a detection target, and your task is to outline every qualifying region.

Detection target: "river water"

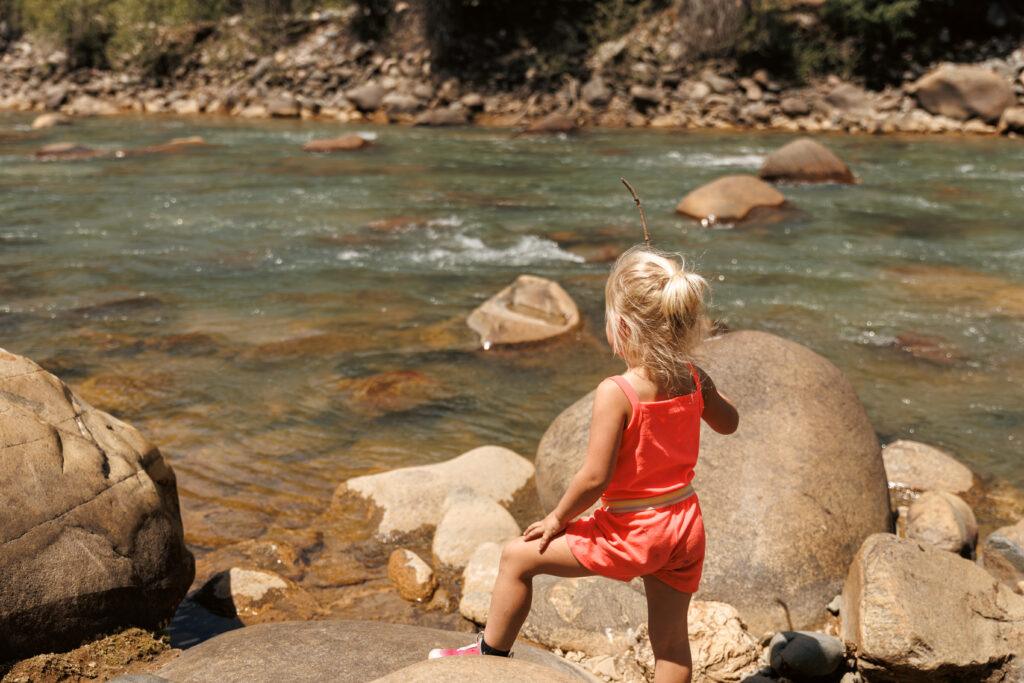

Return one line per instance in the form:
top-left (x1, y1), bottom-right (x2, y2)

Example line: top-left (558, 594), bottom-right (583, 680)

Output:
top-left (2, 113), bottom-right (1022, 550)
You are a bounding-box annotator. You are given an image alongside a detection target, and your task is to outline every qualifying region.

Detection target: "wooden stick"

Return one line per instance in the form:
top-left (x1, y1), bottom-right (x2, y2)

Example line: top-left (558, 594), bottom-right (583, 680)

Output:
top-left (620, 177), bottom-right (651, 246)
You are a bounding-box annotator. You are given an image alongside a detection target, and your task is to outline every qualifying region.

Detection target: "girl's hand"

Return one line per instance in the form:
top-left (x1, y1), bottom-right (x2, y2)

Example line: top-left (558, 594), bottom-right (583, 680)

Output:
top-left (523, 513), bottom-right (566, 553)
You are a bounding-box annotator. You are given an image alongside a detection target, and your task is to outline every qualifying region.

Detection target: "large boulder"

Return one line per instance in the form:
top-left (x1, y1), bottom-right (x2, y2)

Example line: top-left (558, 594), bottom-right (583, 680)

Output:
top-left (841, 533), bottom-right (1024, 681)
top-left (675, 175), bottom-right (786, 224)
top-left (881, 439), bottom-right (975, 495)
top-left (981, 519), bottom-right (1024, 592)
top-left (155, 620), bottom-right (594, 682)
top-left (536, 331), bottom-right (891, 634)
top-left (467, 275), bottom-right (581, 348)
top-left (0, 348), bottom-right (194, 661)
top-left (758, 138), bottom-right (857, 184)
top-left (333, 445), bottom-right (533, 538)
top-left (912, 65), bottom-right (1015, 123)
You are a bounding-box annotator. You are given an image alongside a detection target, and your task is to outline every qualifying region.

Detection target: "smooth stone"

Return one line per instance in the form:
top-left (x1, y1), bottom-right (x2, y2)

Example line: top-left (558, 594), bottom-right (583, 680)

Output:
top-left (535, 331), bottom-right (891, 634)
top-left (432, 488), bottom-right (520, 569)
top-left (192, 567), bottom-right (321, 624)
top-left (467, 274), bottom-right (580, 348)
top-left (913, 65), bottom-right (1015, 123)
top-left (155, 620), bottom-right (593, 682)
top-left (981, 519), bottom-right (1024, 591)
top-left (0, 348), bottom-right (194, 661)
top-left (841, 534), bottom-right (1024, 681)
top-left (335, 445), bottom-right (534, 537)
top-left (459, 541), bottom-right (503, 623)
top-left (31, 112), bottom-right (71, 129)
top-left (768, 631), bottom-right (845, 679)
top-left (881, 440), bottom-right (975, 495)
top-left (906, 491), bottom-right (978, 556)
top-left (303, 135), bottom-right (372, 152)
top-left (759, 137), bottom-right (857, 184)
top-left (388, 548), bottom-right (437, 602)
top-left (675, 175), bottom-right (786, 224)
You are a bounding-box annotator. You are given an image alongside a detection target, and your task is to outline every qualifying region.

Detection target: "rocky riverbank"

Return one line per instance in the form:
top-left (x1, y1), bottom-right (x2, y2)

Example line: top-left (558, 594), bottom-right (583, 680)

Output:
top-left (3, 7), bottom-right (1024, 137)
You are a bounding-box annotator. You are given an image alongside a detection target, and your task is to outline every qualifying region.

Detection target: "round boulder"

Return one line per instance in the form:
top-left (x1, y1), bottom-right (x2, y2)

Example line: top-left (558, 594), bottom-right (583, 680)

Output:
top-left (881, 440), bottom-right (975, 495)
top-left (758, 138), bottom-right (857, 184)
top-left (432, 488), bottom-right (520, 569)
top-left (912, 65), bottom-right (1015, 123)
top-left (467, 274), bottom-right (580, 348)
top-left (675, 175), bottom-right (786, 224)
top-left (535, 331), bottom-right (891, 634)
top-left (768, 631), bottom-right (845, 680)
top-left (0, 348), bottom-right (194, 661)
top-left (906, 491), bottom-right (978, 557)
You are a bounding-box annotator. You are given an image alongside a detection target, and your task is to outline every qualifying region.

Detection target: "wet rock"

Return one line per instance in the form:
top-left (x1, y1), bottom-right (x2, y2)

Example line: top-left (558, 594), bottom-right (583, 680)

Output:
top-left (891, 331), bottom-right (964, 365)
top-left (156, 620), bottom-right (592, 682)
top-left (335, 445), bottom-right (534, 537)
top-left (193, 538), bottom-right (303, 586)
top-left (0, 349), bottom-right (194, 661)
top-left (841, 533), bottom-right (1024, 681)
top-left (467, 274), bottom-right (580, 348)
top-left (906, 491), bottom-right (978, 556)
top-left (536, 331), bottom-right (891, 634)
top-left (675, 174), bottom-right (786, 224)
top-left (759, 137), bottom-right (857, 184)
top-left (769, 631), bottom-right (845, 680)
top-left (982, 519), bottom-right (1024, 591)
top-left (34, 141), bottom-right (105, 160)
top-left (881, 440), bottom-right (975, 495)
top-left (74, 371), bottom-right (175, 418)
top-left (998, 106), bottom-right (1024, 134)
top-left (432, 488), bottom-right (520, 569)
top-left (581, 76), bottom-right (612, 106)
top-left (346, 82), bottom-right (386, 112)
top-left (523, 111), bottom-right (578, 134)
top-left (121, 136), bottom-right (208, 157)
top-left (414, 105), bottom-right (469, 126)
top-left (459, 541), bottom-right (503, 623)
top-left (334, 370), bottom-right (451, 417)
top-left (387, 549), bottom-right (436, 602)
top-left (371, 656), bottom-right (586, 683)
top-left (912, 65), bottom-right (1015, 123)
top-left (193, 567), bottom-right (322, 624)
top-left (31, 112), bottom-right (70, 129)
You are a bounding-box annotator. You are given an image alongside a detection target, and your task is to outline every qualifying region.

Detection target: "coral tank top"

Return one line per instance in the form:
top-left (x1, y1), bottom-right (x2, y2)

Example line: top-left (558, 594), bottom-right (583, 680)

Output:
top-left (601, 365), bottom-right (703, 502)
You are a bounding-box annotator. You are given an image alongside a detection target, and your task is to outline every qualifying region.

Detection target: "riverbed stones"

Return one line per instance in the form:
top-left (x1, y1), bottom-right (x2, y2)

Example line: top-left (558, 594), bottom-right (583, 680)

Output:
top-left (387, 549), bottom-right (436, 602)
top-left (675, 175), bottom-right (786, 224)
top-left (303, 134), bottom-right (372, 152)
top-left (0, 348), bottom-right (194, 661)
top-left (347, 82), bottom-right (386, 111)
top-left (31, 112), bottom-right (70, 129)
top-left (841, 533), bottom-right (1024, 681)
top-left (768, 631), bottom-right (845, 680)
top-left (334, 370), bottom-right (451, 417)
top-left (906, 490), bottom-right (978, 556)
top-left (535, 331), bottom-right (891, 634)
top-left (881, 439), bottom-right (975, 495)
top-left (335, 445), bottom-right (533, 537)
top-left (432, 488), bottom-right (520, 569)
top-left (912, 65), bottom-right (1015, 123)
top-left (467, 274), bottom-right (580, 348)
top-left (981, 519), bottom-right (1024, 592)
top-left (155, 620), bottom-right (594, 682)
top-left (759, 138), bottom-right (856, 184)
top-left (192, 567), bottom-right (321, 624)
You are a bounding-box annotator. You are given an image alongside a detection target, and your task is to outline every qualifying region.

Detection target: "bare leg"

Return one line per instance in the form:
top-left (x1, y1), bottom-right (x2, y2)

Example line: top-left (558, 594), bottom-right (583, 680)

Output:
top-left (642, 575), bottom-right (693, 683)
top-left (482, 533), bottom-right (593, 651)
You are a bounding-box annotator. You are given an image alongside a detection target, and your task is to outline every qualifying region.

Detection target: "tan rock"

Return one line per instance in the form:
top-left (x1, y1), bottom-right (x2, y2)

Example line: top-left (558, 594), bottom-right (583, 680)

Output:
top-left (912, 65), bottom-right (1015, 123)
top-left (371, 656), bottom-right (586, 683)
top-left (303, 135), bottom-right (372, 152)
top-left (841, 534), bottom-right (1024, 681)
top-left (981, 519), bottom-right (1024, 592)
top-left (523, 111), bottom-right (578, 134)
top-left (467, 274), bottom-right (580, 348)
top-left (459, 541), bottom-right (503, 623)
top-left (31, 112), bottom-right (71, 129)
top-left (387, 549), bottom-right (436, 602)
top-left (906, 491), bottom-right (977, 556)
top-left (675, 175), bottom-right (786, 224)
top-left (688, 601), bottom-right (761, 682)
top-left (881, 439), bottom-right (975, 495)
top-left (432, 488), bottom-right (520, 569)
top-left (334, 370), bottom-right (451, 417)
top-left (759, 138), bottom-right (856, 184)
top-left (998, 106), bottom-right (1024, 135)
top-left (193, 567), bottom-right (322, 624)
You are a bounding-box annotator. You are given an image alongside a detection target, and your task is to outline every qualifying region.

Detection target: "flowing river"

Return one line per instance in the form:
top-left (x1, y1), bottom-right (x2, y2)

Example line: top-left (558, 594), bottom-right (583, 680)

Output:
top-left (2, 113), bottom-right (1022, 552)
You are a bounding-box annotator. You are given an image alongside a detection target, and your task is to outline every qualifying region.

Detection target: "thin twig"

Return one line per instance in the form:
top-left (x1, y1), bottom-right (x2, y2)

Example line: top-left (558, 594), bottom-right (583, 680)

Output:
top-left (620, 177), bottom-right (651, 246)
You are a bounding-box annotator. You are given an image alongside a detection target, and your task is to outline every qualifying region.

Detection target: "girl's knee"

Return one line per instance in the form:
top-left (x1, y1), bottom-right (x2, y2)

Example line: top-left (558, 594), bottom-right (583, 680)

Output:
top-left (499, 539), bottom-right (530, 573)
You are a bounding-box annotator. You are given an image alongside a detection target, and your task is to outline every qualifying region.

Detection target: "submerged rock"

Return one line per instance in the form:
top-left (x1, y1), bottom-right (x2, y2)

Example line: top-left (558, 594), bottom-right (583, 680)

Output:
top-left (334, 370), bottom-right (451, 417)
top-left (155, 620), bottom-right (593, 682)
top-left (536, 331), bottom-right (891, 634)
top-left (759, 138), bottom-right (857, 184)
top-left (0, 348), bottom-right (194, 661)
top-left (334, 445), bottom-right (534, 537)
top-left (34, 141), bottom-right (105, 160)
top-left (675, 175), bottom-right (786, 224)
top-left (841, 533), bottom-right (1024, 681)
top-left (906, 490), bottom-right (978, 556)
top-left (467, 274), bottom-right (580, 348)
top-left (303, 135), bottom-right (372, 152)
top-left (912, 65), bottom-right (1014, 123)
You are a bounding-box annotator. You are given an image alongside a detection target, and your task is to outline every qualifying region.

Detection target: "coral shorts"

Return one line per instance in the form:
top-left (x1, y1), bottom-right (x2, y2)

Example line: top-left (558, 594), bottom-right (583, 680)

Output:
top-left (564, 493), bottom-right (705, 594)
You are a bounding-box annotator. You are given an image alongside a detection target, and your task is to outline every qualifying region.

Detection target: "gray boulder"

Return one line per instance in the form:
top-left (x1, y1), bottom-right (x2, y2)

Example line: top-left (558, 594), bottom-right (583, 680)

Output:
top-left (769, 631), bottom-right (845, 680)
top-left (0, 348), bottom-right (194, 661)
top-left (346, 82), bottom-right (386, 112)
top-left (155, 620), bottom-right (594, 682)
top-left (535, 331), bottom-right (891, 634)
top-left (841, 533), bottom-right (1024, 681)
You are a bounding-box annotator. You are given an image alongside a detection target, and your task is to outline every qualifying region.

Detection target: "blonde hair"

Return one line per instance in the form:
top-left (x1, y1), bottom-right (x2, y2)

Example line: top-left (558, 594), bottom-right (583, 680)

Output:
top-left (605, 246), bottom-right (711, 396)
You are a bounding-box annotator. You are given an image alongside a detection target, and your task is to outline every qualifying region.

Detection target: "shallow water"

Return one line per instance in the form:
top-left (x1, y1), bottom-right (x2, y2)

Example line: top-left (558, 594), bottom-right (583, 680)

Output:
top-left (2, 113), bottom-right (1022, 547)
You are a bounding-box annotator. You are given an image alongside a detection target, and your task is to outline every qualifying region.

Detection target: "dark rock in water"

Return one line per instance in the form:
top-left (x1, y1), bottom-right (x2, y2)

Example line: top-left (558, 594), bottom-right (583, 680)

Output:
top-left (0, 349), bottom-right (194, 662)
top-left (759, 138), bottom-right (857, 184)
top-left (334, 370), bottom-right (453, 417)
top-left (890, 331), bottom-right (964, 365)
top-left (676, 175), bottom-right (786, 224)
top-left (155, 620), bottom-right (593, 682)
top-left (74, 371), bottom-right (177, 418)
top-left (536, 331), bottom-right (891, 634)
top-left (769, 631), bottom-right (845, 680)
top-left (34, 141), bottom-right (106, 160)
top-left (70, 293), bottom-right (164, 319)
top-left (303, 135), bottom-right (372, 152)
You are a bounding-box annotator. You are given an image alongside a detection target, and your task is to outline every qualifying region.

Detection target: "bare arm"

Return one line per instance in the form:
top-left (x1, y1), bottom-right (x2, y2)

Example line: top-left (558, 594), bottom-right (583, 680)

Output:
top-left (697, 367), bottom-right (739, 435)
top-left (524, 378), bottom-right (628, 551)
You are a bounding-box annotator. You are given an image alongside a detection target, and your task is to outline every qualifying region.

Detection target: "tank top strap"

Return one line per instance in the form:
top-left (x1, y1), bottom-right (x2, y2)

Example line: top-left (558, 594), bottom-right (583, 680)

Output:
top-left (688, 363), bottom-right (702, 396)
top-left (609, 375), bottom-right (640, 416)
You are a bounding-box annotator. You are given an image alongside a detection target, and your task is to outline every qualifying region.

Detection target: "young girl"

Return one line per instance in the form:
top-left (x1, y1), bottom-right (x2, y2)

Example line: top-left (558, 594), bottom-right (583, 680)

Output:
top-left (429, 246), bottom-right (739, 683)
